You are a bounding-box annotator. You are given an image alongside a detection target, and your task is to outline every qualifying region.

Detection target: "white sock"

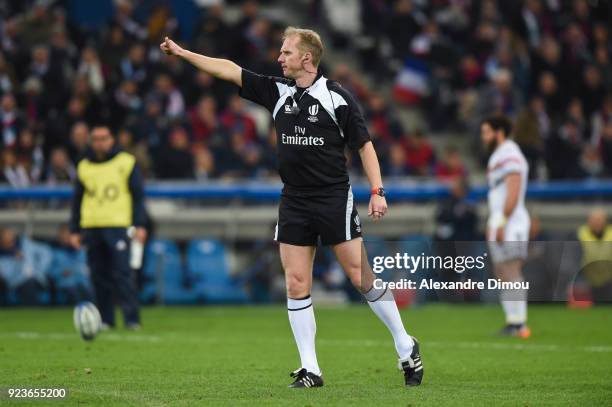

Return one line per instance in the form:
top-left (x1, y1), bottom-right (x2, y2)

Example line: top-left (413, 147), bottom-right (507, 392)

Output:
top-left (500, 279), bottom-right (528, 325)
top-left (364, 286), bottom-right (414, 359)
top-left (287, 296), bottom-right (321, 376)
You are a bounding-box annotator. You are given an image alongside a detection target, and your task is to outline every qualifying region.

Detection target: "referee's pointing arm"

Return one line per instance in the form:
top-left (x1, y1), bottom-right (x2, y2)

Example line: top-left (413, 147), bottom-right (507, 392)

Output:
top-left (160, 37), bottom-right (242, 87)
top-left (161, 34), bottom-right (388, 222)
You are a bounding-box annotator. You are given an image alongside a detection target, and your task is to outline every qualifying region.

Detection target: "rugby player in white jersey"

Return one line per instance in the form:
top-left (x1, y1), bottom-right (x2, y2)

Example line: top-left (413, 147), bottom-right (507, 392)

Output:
top-left (481, 116), bottom-right (531, 338)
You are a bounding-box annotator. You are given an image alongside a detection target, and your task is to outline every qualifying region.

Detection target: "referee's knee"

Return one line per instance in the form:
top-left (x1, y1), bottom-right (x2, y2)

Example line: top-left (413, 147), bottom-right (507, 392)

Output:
top-left (285, 272), bottom-right (311, 298)
top-left (345, 266), bottom-right (364, 291)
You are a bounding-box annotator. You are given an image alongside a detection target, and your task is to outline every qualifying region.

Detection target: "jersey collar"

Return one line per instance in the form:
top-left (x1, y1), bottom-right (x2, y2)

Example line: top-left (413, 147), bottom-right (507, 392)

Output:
top-left (291, 69), bottom-right (325, 92)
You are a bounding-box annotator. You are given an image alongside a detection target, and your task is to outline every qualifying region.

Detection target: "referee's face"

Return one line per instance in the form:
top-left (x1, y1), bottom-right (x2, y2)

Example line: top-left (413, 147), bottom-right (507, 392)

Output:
top-left (91, 127), bottom-right (114, 156)
top-left (278, 36), bottom-right (303, 79)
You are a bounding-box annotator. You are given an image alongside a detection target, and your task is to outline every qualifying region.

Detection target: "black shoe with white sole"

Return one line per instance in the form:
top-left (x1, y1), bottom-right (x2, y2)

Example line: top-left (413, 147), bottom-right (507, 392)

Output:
top-left (288, 368), bottom-right (324, 388)
top-left (399, 337), bottom-right (424, 387)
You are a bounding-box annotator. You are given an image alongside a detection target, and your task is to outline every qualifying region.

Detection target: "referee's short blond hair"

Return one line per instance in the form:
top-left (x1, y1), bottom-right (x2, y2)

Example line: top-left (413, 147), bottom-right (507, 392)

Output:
top-left (283, 27), bottom-right (324, 67)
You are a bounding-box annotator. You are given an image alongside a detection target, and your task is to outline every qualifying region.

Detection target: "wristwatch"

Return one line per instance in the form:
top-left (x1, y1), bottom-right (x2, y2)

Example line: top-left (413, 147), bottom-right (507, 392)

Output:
top-left (371, 187), bottom-right (385, 197)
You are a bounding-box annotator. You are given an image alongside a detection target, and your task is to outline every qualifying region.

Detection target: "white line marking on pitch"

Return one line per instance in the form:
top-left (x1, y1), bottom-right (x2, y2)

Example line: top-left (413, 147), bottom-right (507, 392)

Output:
top-left (2, 331), bottom-right (611, 353)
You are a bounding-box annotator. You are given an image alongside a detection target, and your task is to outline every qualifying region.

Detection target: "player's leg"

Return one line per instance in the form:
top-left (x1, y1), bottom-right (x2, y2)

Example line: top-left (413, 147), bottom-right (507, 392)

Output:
top-left (280, 242), bottom-right (323, 387)
top-left (495, 258), bottom-right (530, 337)
top-left (491, 221), bottom-right (530, 337)
top-left (333, 238), bottom-right (423, 386)
top-left (333, 239), bottom-right (415, 357)
top-left (84, 229), bottom-right (115, 327)
top-left (104, 228), bottom-right (140, 329)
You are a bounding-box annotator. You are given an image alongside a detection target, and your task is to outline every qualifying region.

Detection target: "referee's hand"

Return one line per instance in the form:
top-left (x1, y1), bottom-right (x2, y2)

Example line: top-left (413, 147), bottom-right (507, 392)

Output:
top-left (368, 195), bottom-right (387, 222)
top-left (160, 36), bottom-right (184, 57)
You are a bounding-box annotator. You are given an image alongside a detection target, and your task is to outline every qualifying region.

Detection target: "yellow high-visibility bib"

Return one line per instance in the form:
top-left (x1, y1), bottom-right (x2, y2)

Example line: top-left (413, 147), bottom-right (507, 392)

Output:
top-left (577, 225), bottom-right (612, 287)
top-left (78, 152), bottom-right (136, 228)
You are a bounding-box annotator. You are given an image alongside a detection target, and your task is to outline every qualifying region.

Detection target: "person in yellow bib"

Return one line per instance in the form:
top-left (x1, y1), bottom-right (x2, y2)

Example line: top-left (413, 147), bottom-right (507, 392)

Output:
top-left (69, 125), bottom-right (147, 330)
top-left (577, 208), bottom-right (612, 303)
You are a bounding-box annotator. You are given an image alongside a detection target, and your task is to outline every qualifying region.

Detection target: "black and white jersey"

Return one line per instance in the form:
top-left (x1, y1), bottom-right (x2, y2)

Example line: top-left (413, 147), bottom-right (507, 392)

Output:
top-left (239, 69), bottom-right (371, 194)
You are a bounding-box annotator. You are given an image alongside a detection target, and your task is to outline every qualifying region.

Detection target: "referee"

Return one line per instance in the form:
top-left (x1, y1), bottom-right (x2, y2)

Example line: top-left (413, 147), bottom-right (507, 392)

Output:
top-left (161, 27), bottom-right (423, 388)
top-left (69, 125), bottom-right (146, 330)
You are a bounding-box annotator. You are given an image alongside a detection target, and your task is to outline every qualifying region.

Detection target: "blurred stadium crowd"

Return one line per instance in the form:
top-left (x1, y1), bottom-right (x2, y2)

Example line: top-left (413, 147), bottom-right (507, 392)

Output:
top-left (0, 0), bottom-right (610, 187)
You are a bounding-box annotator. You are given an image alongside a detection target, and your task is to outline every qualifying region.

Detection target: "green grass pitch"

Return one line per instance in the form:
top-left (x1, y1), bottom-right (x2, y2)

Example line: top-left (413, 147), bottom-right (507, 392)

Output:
top-left (1, 304), bottom-right (611, 406)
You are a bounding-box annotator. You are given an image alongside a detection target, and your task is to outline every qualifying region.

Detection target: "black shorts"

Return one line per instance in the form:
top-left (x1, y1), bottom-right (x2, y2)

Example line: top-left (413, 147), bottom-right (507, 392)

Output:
top-left (275, 187), bottom-right (362, 246)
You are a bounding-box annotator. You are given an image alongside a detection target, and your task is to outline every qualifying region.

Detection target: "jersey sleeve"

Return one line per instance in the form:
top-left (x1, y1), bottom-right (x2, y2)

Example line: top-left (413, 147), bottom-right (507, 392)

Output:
top-left (239, 69), bottom-right (281, 112)
top-left (494, 155), bottom-right (524, 178)
top-left (333, 86), bottom-right (371, 150)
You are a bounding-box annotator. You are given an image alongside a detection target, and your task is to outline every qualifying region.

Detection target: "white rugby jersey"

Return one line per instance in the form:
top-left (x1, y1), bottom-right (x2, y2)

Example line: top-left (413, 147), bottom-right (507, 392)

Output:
top-left (487, 140), bottom-right (529, 228)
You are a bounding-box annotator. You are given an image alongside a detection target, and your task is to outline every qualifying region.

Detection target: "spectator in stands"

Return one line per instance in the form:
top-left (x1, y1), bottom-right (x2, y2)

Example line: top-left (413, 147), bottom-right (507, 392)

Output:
top-left (478, 69), bottom-right (521, 120)
top-left (0, 51), bottom-right (17, 95)
top-left (548, 118), bottom-right (584, 179)
top-left (591, 94), bottom-right (612, 147)
top-left (330, 63), bottom-right (369, 103)
top-left (259, 126), bottom-right (278, 177)
top-left (113, 0), bottom-right (147, 41)
top-left (49, 27), bottom-right (77, 73)
top-left (193, 3), bottom-right (232, 58)
top-left (403, 130), bottom-right (435, 176)
top-left (220, 94), bottom-right (257, 142)
top-left (0, 227), bottom-right (48, 305)
top-left (217, 131), bottom-right (262, 179)
top-left (187, 70), bottom-right (233, 110)
top-left (1, 149), bottom-right (29, 187)
top-left (119, 43), bottom-right (148, 85)
top-left (155, 126), bottom-right (194, 179)
top-left (434, 177), bottom-right (477, 241)
top-left (77, 46), bottom-right (105, 95)
top-left (387, 0), bottom-right (422, 60)
top-left (580, 65), bottom-right (606, 118)
top-left (1, 93), bottom-right (24, 149)
top-left (0, 228), bottom-right (20, 257)
top-left (579, 144), bottom-right (603, 178)
top-left (29, 45), bottom-right (67, 108)
top-left (19, 1), bottom-right (54, 48)
top-left (599, 122), bottom-right (612, 176)
top-left (118, 128), bottom-right (151, 178)
top-left (189, 95), bottom-right (220, 144)
top-left (514, 95), bottom-right (549, 179)
top-left (194, 146), bottom-right (215, 181)
top-left (366, 94), bottom-right (403, 142)
top-left (133, 95), bottom-right (168, 157)
top-left (47, 97), bottom-right (89, 153)
top-left (0, 227), bottom-right (20, 305)
top-left (68, 121), bottom-right (89, 164)
top-left (386, 144), bottom-right (408, 177)
top-left (577, 208), bottom-right (612, 303)
top-left (21, 76), bottom-right (46, 131)
top-left (16, 128), bottom-right (44, 183)
top-left (435, 146), bottom-right (466, 181)
top-left (152, 73), bottom-right (185, 119)
top-left (537, 71), bottom-right (565, 118)
top-left (45, 147), bottom-right (76, 185)
top-left (111, 79), bottom-right (142, 127)
top-left (100, 25), bottom-right (129, 83)
top-left (49, 223), bottom-right (92, 304)
top-left (531, 36), bottom-right (563, 89)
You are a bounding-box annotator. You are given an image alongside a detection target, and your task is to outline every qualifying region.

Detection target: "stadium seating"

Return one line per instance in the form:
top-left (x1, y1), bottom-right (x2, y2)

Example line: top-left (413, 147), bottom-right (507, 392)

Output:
top-left (186, 239), bottom-right (249, 303)
top-left (144, 239), bottom-right (199, 305)
top-left (47, 248), bottom-right (92, 305)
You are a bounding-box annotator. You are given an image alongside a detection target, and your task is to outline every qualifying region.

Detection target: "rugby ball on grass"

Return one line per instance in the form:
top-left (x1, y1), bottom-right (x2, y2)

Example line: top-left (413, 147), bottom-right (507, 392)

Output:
top-left (73, 302), bottom-right (102, 341)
